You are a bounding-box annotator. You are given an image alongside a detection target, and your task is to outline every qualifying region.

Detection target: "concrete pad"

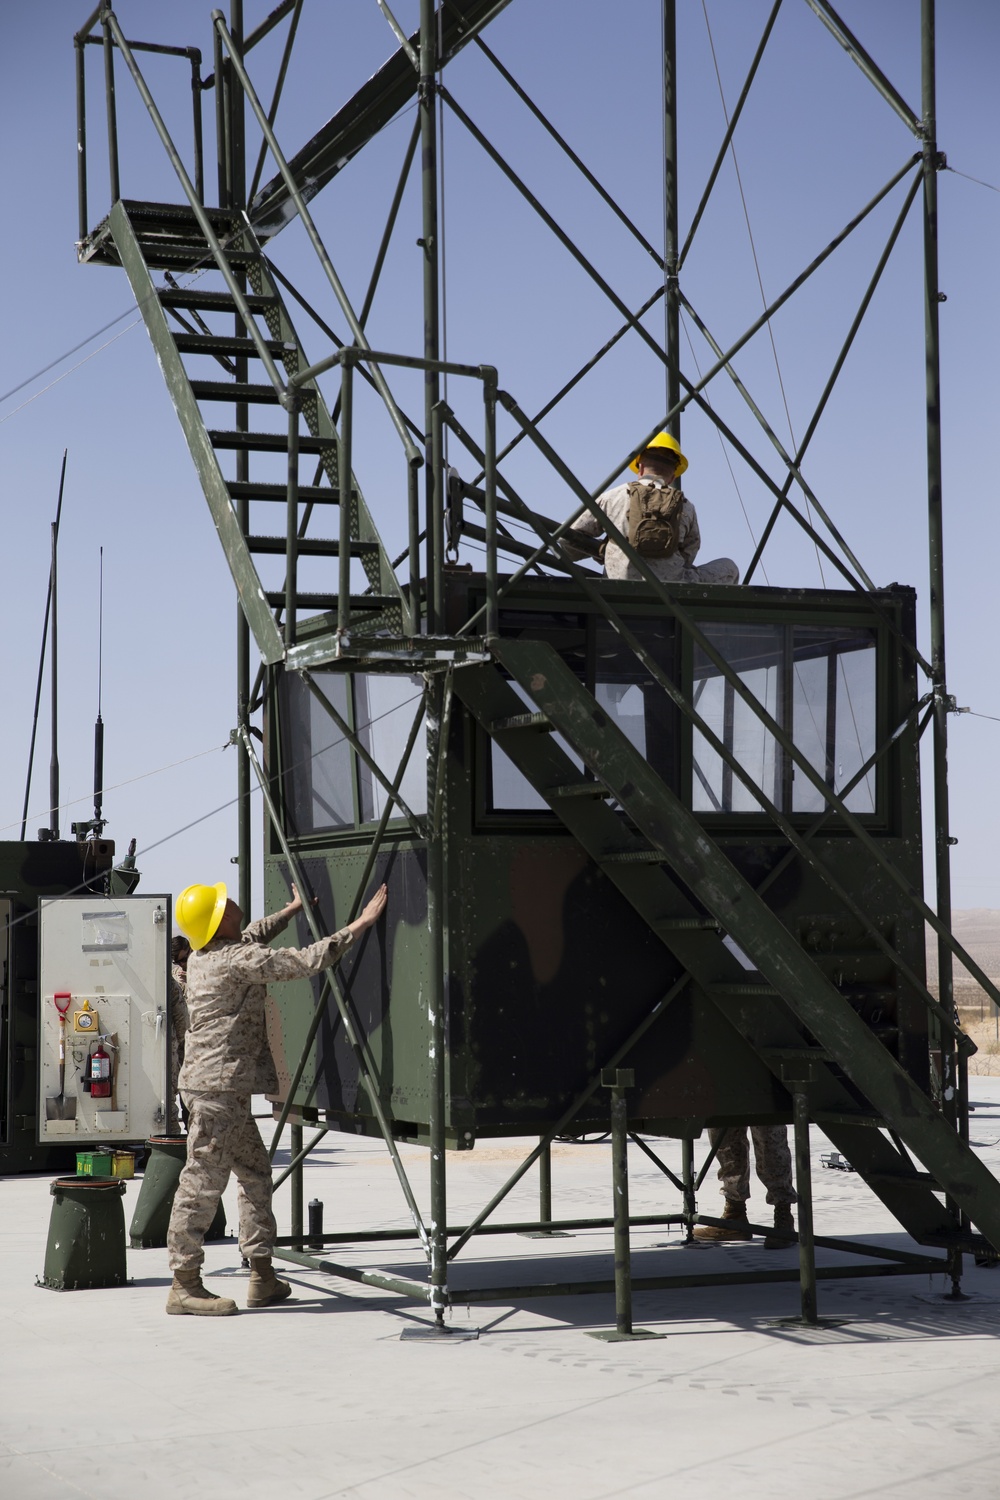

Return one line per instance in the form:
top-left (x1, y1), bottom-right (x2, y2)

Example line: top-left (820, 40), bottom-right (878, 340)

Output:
top-left (4, 1084), bottom-right (1000, 1500)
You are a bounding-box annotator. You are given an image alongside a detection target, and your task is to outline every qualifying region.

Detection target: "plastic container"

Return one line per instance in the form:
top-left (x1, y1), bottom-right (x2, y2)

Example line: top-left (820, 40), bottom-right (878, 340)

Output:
top-left (76, 1151), bottom-right (114, 1177)
top-left (38, 1176), bottom-right (128, 1291)
top-left (128, 1135), bottom-right (227, 1249)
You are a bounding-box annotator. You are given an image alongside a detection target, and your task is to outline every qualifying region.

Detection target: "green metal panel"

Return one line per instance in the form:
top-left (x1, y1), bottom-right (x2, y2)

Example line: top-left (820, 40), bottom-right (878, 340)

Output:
top-left (485, 635), bottom-right (1000, 1250)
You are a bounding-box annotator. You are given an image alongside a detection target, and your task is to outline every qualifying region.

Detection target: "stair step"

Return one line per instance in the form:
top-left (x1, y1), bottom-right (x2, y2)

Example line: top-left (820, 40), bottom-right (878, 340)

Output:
top-left (125, 200), bottom-right (237, 230)
top-left (866, 1170), bottom-right (943, 1190)
top-left (812, 1111), bottom-right (884, 1127)
top-left (228, 481), bottom-right (346, 504)
top-left (264, 592), bottom-right (397, 612)
top-left (710, 983), bottom-right (780, 998)
top-left (921, 1231), bottom-right (993, 1253)
top-left (655, 916), bottom-right (722, 932)
top-left (551, 781), bottom-right (613, 800)
top-left (602, 849), bottom-right (666, 866)
top-left (160, 288), bottom-right (276, 314)
top-left (247, 535), bottom-right (378, 558)
top-left (208, 429), bottom-right (333, 455)
top-left (139, 243), bottom-right (262, 269)
top-left (191, 381), bottom-right (284, 405)
top-left (486, 711), bottom-right (552, 733)
top-left (175, 333), bottom-right (293, 358)
top-left (760, 1046), bottom-right (834, 1063)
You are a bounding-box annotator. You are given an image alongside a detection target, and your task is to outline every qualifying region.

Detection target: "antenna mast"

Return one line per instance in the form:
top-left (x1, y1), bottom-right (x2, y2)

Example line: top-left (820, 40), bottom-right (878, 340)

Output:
top-left (93, 546), bottom-right (105, 831)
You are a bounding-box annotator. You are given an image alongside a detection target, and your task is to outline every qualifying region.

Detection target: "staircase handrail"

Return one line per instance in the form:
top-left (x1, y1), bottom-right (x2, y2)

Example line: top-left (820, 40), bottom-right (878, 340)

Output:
top-left (212, 12), bottom-right (418, 464)
top-left (101, 10), bottom-right (288, 397)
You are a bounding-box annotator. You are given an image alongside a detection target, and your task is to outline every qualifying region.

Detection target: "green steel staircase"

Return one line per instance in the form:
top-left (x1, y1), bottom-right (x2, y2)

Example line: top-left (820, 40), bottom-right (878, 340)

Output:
top-left (454, 637), bottom-right (1000, 1255)
top-left (98, 199), bottom-right (409, 663)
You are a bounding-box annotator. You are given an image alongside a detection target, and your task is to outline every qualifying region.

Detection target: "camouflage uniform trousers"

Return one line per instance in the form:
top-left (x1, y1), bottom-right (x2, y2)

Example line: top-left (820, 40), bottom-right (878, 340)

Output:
top-left (166, 1090), bottom-right (276, 1270)
top-left (709, 1125), bottom-right (797, 1208)
top-left (166, 1031), bottom-right (184, 1136)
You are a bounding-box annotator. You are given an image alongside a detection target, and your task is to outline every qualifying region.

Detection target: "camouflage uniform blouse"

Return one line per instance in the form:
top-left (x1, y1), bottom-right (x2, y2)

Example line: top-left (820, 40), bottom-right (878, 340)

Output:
top-left (178, 910), bottom-right (353, 1095)
top-left (563, 478), bottom-right (701, 581)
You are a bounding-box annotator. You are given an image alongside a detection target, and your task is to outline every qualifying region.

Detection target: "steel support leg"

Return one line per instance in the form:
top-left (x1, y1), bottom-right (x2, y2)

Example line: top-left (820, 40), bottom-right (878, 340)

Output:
top-left (793, 1091), bottom-right (818, 1325)
top-left (290, 1123), bottom-right (303, 1246)
top-left (539, 1139), bottom-right (552, 1230)
top-left (682, 1136), bottom-right (696, 1243)
top-left (588, 1070), bottom-right (664, 1342)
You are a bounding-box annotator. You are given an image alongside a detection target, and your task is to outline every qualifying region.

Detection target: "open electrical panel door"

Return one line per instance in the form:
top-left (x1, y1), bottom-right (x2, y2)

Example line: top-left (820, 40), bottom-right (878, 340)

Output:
top-left (37, 895), bottom-right (171, 1143)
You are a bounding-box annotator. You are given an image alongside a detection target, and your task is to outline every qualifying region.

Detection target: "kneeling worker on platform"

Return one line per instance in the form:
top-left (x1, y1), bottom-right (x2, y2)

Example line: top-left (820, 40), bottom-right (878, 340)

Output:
top-left (562, 431), bottom-right (740, 584)
top-left (166, 878), bottom-right (388, 1316)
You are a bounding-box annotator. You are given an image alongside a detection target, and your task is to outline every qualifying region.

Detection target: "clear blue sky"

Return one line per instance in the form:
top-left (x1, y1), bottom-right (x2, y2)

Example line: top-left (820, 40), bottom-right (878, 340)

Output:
top-left (1, 0), bottom-right (998, 914)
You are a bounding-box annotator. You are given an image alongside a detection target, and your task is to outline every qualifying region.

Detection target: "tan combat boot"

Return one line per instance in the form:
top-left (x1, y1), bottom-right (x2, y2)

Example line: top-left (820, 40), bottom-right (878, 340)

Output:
top-left (693, 1199), bottom-right (753, 1242)
top-left (166, 1267), bottom-right (239, 1316)
top-left (764, 1203), bottom-right (796, 1250)
top-left (247, 1255), bottom-right (293, 1308)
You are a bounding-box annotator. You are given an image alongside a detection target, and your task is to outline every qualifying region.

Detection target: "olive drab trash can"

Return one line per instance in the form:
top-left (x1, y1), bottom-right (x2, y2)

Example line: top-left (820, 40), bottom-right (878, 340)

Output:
top-left (39, 1177), bottom-right (128, 1290)
top-left (128, 1136), bottom-right (227, 1249)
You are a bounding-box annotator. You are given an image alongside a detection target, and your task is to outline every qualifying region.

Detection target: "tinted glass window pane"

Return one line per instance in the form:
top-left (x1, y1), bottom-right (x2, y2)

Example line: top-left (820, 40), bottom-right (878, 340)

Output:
top-left (791, 627), bottom-right (876, 813)
top-left (355, 674), bottom-right (428, 823)
top-left (692, 621), bottom-right (877, 815)
top-left (280, 672), bottom-right (354, 833)
top-left (692, 623), bottom-right (782, 812)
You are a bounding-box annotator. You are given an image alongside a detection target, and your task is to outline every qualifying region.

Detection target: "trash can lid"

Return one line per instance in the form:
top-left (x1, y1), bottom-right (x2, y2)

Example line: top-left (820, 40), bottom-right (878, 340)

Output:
top-left (51, 1176), bottom-right (127, 1194)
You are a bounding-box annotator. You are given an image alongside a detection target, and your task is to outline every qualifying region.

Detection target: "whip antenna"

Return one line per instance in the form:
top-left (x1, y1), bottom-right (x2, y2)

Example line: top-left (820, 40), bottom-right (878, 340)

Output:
top-left (93, 547), bottom-right (105, 831)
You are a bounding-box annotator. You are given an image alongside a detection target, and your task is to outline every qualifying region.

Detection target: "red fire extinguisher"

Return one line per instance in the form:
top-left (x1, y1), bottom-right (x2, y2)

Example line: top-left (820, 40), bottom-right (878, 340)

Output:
top-left (89, 1043), bottom-right (112, 1100)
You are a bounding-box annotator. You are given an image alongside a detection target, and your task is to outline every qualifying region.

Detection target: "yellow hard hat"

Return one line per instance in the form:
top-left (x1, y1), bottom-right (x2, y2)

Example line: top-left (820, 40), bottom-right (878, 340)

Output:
top-left (175, 882), bottom-right (228, 950)
top-left (629, 430), bottom-right (688, 477)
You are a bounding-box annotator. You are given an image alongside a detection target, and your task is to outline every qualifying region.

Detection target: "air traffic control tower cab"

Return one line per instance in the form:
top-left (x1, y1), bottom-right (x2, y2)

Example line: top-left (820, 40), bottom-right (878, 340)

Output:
top-left (264, 571), bottom-right (929, 1147)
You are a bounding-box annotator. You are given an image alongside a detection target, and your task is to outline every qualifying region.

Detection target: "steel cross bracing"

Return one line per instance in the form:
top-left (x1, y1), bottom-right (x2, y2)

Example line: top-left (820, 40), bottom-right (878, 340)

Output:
top-left (71, 1), bottom-right (991, 1319)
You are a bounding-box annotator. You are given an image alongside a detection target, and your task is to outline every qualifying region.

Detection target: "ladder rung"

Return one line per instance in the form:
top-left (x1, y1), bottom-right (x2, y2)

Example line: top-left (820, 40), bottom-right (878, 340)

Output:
top-left (551, 781), bottom-right (612, 800)
top-left (247, 535), bottom-right (379, 558)
top-left (191, 381), bottom-right (283, 404)
top-left (228, 481), bottom-right (346, 504)
top-left (486, 711), bottom-right (552, 733)
top-left (175, 333), bottom-right (292, 358)
top-left (264, 592), bottom-right (398, 612)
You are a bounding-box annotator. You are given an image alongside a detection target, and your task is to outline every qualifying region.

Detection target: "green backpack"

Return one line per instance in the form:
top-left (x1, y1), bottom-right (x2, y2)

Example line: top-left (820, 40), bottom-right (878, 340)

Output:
top-left (626, 480), bottom-right (685, 557)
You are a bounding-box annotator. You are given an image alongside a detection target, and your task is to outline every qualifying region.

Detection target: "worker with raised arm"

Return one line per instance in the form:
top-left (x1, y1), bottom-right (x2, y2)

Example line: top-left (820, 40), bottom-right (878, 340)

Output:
top-left (165, 878), bottom-right (388, 1316)
top-left (563, 431), bottom-right (740, 584)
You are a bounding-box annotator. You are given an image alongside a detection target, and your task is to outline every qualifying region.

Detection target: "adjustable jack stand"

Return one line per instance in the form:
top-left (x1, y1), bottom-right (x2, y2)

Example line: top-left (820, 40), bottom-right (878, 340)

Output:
top-left (400, 1306), bottom-right (480, 1341)
top-left (587, 1069), bottom-right (666, 1343)
top-left (770, 1089), bottom-right (849, 1330)
top-left (521, 1139), bottom-right (571, 1237)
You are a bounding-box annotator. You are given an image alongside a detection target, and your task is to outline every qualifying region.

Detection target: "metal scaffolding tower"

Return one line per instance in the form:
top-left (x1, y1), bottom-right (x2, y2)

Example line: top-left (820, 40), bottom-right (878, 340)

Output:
top-left (72, 0), bottom-right (1000, 1329)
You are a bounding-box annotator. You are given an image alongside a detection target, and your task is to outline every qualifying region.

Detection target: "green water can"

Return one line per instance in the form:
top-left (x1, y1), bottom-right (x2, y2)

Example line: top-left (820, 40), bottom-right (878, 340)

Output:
top-left (39, 1177), bottom-right (128, 1290)
top-left (128, 1136), bottom-right (227, 1249)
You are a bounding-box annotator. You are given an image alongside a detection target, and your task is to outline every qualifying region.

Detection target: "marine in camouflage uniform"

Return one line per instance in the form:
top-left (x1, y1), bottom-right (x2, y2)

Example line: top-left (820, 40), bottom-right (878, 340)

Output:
top-left (563, 431), bottom-right (739, 586)
top-left (166, 907), bottom-right (355, 1275)
top-left (694, 1124), bottom-right (798, 1248)
top-left (564, 479), bottom-right (739, 584)
top-left (710, 1124), bottom-right (797, 1209)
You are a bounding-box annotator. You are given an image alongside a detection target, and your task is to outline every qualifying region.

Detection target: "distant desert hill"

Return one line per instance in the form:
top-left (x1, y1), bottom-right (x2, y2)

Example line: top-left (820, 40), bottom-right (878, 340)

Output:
top-left (926, 909), bottom-right (1000, 988)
